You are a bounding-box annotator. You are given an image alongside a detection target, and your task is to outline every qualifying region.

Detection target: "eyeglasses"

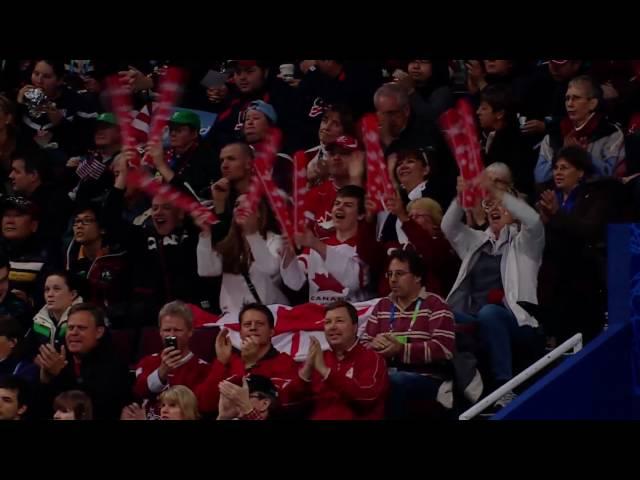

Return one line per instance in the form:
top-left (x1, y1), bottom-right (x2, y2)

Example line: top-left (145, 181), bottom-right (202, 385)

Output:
top-left (385, 270), bottom-right (410, 279)
top-left (73, 218), bottom-right (97, 226)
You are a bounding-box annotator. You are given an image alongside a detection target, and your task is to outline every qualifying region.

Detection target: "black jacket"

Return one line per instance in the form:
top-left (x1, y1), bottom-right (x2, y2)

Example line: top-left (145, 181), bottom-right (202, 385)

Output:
top-left (0, 291), bottom-right (32, 335)
top-left (538, 177), bottom-right (625, 340)
top-left (103, 187), bottom-right (214, 324)
top-left (37, 335), bottom-right (132, 420)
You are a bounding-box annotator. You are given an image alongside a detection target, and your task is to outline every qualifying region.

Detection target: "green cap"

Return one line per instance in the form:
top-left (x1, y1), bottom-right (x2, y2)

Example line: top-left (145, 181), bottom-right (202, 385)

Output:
top-left (96, 112), bottom-right (118, 126)
top-left (169, 110), bottom-right (201, 130)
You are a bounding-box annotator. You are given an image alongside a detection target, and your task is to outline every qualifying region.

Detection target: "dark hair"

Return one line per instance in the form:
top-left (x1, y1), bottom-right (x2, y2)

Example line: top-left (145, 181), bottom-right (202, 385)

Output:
top-left (11, 149), bottom-right (51, 182)
top-left (406, 59), bottom-right (451, 91)
top-left (246, 374), bottom-right (278, 415)
top-left (0, 375), bottom-right (30, 409)
top-left (480, 83), bottom-right (517, 125)
top-left (325, 300), bottom-right (358, 324)
top-left (221, 140), bottom-right (255, 160)
top-left (45, 271), bottom-right (82, 297)
top-left (34, 59), bottom-right (66, 79)
top-left (336, 185), bottom-right (366, 215)
top-left (239, 303), bottom-right (275, 328)
top-left (396, 148), bottom-right (430, 167)
top-left (553, 146), bottom-right (594, 176)
top-left (53, 390), bottom-right (93, 420)
top-left (0, 249), bottom-right (9, 270)
top-left (0, 315), bottom-right (25, 359)
top-left (68, 303), bottom-right (106, 328)
top-left (0, 315), bottom-right (22, 340)
top-left (72, 203), bottom-right (106, 231)
top-left (217, 197), bottom-right (279, 275)
top-left (323, 104), bottom-right (357, 137)
top-left (388, 248), bottom-right (425, 282)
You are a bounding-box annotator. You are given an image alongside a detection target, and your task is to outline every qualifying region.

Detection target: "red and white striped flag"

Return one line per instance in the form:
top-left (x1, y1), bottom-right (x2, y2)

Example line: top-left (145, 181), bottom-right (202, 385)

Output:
top-left (130, 104), bottom-right (152, 145)
top-left (361, 114), bottom-right (395, 212)
top-left (439, 99), bottom-right (485, 208)
top-left (191, 298), bottom-right (381, 362)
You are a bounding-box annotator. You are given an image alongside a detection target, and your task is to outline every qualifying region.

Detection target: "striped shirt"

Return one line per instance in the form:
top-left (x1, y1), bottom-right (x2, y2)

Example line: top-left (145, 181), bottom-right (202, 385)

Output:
top-left (362, 289), bottom-right (455, 375)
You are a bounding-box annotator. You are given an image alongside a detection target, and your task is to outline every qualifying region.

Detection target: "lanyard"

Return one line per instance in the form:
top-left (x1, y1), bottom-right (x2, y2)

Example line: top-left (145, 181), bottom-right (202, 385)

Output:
top-left (389, 298), bottom-right (422, 332)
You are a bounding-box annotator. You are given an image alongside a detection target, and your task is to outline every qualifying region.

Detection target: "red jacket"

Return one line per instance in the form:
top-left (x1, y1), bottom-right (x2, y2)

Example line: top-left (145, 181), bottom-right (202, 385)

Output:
top-left (304, 342), bottom-right (388, 420)
top-left (194, 346), bottom-right (304, 413)
top-left (133, 352), bottom-right (210, 400)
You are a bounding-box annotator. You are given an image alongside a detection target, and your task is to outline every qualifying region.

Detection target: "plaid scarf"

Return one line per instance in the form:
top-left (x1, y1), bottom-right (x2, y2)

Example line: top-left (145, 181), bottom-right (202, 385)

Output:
top-left (560, 112), bottom-right (603, 148)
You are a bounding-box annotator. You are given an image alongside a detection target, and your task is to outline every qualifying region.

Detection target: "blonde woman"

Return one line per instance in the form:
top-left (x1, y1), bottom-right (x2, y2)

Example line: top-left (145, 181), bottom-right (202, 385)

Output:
top-left (121, 385), bottom-right (200, 420)
top-left (158, 385), bottom-right (200, 420)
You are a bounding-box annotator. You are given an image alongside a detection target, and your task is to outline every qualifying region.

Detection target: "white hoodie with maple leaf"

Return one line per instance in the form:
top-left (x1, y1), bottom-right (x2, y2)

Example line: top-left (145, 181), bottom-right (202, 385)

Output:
top-left (280, 233), bottom-right (372, 305)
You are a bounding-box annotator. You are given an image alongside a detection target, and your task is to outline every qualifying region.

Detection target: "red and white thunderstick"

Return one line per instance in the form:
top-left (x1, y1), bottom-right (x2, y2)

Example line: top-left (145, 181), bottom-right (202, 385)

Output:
top-left (107, 68), bottom-right (217, 225)
top-left (439, 99), bottom-right (485, 208)
top-left (106, 75), bottom-right (140, 166)
top-left (293, 150), bottom-right (309, 236)
top-left (361, 114), bottom-right (395, 212)
top-left (127, 169), bottom-right (218, 225)
top-left (245, 128), bottom-right (295, 244)
top-left (142, 67), bottom-right (184, 165)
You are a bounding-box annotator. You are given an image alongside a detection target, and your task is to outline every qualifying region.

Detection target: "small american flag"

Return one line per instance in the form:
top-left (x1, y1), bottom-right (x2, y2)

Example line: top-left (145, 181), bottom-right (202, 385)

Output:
top-left (76, 151), bottom-right (109, 180)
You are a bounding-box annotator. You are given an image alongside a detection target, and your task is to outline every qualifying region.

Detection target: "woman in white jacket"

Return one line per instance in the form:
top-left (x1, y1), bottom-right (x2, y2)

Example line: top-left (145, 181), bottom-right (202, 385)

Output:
top-left (442, 170), bottom-right (545, 405)
top-left (195, 196), bottom-right (289, 313)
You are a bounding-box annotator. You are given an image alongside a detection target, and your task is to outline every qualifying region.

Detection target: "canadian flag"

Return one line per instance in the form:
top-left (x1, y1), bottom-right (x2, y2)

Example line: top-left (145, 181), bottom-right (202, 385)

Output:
top-left (188, 299), bottom-right (382, 362)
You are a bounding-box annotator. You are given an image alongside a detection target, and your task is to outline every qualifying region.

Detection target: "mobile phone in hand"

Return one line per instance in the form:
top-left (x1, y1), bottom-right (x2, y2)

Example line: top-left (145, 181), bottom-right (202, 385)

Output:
top-left (164, 336), bottom-right (178, 350)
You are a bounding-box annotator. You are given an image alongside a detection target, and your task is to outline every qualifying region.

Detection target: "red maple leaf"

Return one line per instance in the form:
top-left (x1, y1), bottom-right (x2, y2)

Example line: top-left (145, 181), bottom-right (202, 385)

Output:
top-left (312, 272), bottom-right (345, 294)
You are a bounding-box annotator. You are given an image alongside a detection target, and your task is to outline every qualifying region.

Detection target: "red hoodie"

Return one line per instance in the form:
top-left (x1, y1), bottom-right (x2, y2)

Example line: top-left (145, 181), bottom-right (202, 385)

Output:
top-left (303, 342), bottom-right (388, 420)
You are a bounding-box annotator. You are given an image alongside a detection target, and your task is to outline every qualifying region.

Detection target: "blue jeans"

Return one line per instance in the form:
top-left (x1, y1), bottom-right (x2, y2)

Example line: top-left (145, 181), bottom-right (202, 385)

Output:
top-left (386, 370), bottom-right (442, 419)
top-left (455, 304), bottom-right (537, 384)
